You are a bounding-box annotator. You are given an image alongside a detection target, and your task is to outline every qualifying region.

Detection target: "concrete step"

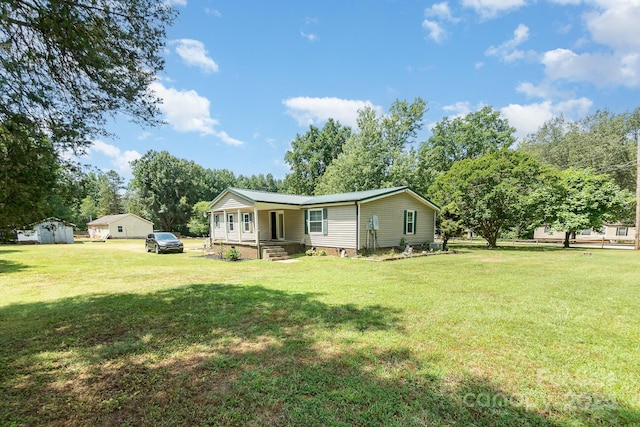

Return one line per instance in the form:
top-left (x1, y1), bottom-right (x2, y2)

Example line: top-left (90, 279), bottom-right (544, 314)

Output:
top-left (262, 246), bottom-right (290, 261)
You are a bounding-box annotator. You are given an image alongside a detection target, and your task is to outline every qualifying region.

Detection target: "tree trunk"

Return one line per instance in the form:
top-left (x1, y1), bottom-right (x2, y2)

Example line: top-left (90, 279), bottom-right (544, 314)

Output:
top-left (486, 232), bottom-right (499, 248)
top-left (563, 232), bottom-right (571, 248)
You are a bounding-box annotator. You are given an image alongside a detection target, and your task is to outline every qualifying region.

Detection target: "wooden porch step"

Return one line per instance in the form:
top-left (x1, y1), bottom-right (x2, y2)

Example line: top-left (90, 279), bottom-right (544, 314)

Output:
top-left (262, 246), bottom-right (290, 261)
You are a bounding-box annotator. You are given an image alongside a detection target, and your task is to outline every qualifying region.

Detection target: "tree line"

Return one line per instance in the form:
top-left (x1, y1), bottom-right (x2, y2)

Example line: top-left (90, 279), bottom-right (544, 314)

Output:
top-left (0, 2), bottom-right (637, 245)
top-left (4, 98), bottom-right (636, 247)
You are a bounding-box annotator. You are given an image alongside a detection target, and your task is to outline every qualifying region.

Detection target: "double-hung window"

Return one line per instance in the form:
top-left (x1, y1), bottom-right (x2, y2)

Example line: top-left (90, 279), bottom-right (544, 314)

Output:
top-left (616, 226), bottom-right (628, 237)
top-left (214, 214), bottom-right (220, 228)
top-left (242, 213), bottom-right (253, 233)
top-left (404, 210), bottom-right (416, 235)
top-left (227, 214), bottom-right (234, 231)
top-left (308, 209), bottom-right (323, 233)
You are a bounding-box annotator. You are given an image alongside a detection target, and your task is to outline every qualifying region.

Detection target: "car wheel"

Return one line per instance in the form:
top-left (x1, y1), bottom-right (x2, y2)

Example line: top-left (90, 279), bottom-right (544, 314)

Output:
top-left (146, 243), bottom-right (151, 253)
top-left (154, 244), bottom-right (159, 254)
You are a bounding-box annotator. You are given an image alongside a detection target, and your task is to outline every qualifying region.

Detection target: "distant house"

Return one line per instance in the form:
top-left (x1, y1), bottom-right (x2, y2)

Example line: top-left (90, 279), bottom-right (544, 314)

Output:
top-left (533, 224), bottom-right (636, 244)
top-left (16, 218), bottom-right (75, 244)
top-left (208, 186), bottom-right (440, 258)
top-left (87, 213), bottom-right (153, 239)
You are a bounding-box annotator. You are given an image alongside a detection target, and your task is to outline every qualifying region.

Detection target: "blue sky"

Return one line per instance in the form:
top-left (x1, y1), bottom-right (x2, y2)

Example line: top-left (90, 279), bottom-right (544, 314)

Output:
top-left (82, 0), bottom-right (640, 180)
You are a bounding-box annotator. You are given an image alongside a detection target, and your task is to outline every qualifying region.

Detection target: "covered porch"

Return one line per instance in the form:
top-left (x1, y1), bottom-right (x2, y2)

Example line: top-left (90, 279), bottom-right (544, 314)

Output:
top-left (209, 204), bottom-right (306, 259)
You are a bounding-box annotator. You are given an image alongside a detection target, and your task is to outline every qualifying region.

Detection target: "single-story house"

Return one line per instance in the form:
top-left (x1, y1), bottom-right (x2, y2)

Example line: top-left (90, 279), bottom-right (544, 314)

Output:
top-left (533, 224), bottom-right (636, 244)
top-left (87, 213), bottom-right (153, 239)
top-left (208, 186), bottom-right (440, 258)
top-left (16, 217), bottom-right (75, 244)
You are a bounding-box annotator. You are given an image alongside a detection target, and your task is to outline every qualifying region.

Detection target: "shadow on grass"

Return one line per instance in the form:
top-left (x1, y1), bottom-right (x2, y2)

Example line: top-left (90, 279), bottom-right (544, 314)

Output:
top-left (0, 259), bottom-right (29, 274)
top-left (448, 243), bottom-right (570, 253)
top-left (0, 284), bottom-right (635, 426)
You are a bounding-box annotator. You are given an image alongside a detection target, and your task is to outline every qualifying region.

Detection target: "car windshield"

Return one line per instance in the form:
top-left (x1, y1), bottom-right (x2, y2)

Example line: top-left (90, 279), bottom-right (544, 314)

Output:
top-left (155, 233), bottom-right (177, 240)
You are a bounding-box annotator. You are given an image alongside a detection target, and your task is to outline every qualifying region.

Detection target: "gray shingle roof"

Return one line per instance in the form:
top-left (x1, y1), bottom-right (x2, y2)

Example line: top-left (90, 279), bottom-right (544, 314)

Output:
top-left (87, 213), bottom-right (152, 225)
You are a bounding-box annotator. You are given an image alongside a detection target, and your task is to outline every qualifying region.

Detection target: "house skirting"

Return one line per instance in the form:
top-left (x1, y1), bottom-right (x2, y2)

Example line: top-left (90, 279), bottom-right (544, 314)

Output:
top-left (210, 240), bottom-right (306, 260)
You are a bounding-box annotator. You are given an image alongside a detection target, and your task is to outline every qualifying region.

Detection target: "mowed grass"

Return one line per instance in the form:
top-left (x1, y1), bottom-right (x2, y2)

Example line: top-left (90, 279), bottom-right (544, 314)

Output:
top-left (1, 240), bottom-right (638, 426)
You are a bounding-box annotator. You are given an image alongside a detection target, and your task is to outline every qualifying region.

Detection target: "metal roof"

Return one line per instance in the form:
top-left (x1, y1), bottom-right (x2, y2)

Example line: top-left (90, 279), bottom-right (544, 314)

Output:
top-left (213, 186), bottom-right (440, 210)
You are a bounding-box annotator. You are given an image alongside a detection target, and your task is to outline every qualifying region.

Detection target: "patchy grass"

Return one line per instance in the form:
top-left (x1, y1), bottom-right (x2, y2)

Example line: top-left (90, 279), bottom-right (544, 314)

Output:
top-left (1, 240), bottom-right (639, 426)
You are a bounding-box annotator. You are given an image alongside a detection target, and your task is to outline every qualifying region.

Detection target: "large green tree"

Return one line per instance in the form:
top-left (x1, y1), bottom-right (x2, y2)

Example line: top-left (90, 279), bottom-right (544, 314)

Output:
top-left (187, 201), bottom-right (211, 237)
top-left (283, 119), bottom-right (352, 195)
top-left (1, 0), bottom-right (176, 227)
top-left (96, 170), bottom-right (125, 216)
top-left (538, 168), bottom-right (632, 248)
top-left (130, 151), bottom-right (202, 232)
top-left (315, 98), bottom-right (426, 194)
top-left (417, 106), bottom-right (516, 193)
top-left (0, 117), bottom-right (59, 227)
top-left (1, 0), bottom-right (176, 153)
top-left (520, 109), bottom-right (639, 192)
top-left (236, 173), bottom-right (282, 193)
top-left (430, 150), bottom-right (553, 248)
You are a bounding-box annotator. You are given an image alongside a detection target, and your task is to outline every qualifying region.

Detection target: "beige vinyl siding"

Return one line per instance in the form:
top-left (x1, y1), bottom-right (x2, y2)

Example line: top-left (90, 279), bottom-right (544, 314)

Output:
top-left (257, 210), bottom-right (270, 241)
top-left (304, 205), bottom-right (357, 249)
top-left (286, 210), bottom-right (305, 242)
top-left (604, 225), bottom-right (635, 241)
top-left (213, 193), bottom-right (253, 210)
top-left (359, 192), bottom-right (435, 249)
top-left (533, 226), bottom-right (564, 240)
top-left (110, 215), bottom-right (153, 238)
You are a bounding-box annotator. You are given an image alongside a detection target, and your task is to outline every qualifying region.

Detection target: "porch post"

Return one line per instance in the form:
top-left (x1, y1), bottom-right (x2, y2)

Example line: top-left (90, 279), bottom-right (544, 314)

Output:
top-left (223, 210), bottom-right (228, 241)
top-left (254, 207), bottom-right (261, 259)
top-left (209, 211), bottom-right (214, 247)
top-left (237, 209), bottom-right (241, 243)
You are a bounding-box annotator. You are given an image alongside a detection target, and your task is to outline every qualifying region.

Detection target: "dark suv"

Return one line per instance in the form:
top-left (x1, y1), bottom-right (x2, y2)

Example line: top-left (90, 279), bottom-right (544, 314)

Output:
top-left (145, 232), bottom-right (184, 254)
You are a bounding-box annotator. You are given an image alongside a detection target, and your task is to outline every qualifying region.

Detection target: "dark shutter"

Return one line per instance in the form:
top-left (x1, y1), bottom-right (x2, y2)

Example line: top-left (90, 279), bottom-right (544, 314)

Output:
top-left (413, 211), bottom-right (417, 234)
top-left (322, 208), bottom-right (328, 236)
top-left (403, 210), bottom-right (407, 235)
top-left (304, 210), bottom-right (308, 234)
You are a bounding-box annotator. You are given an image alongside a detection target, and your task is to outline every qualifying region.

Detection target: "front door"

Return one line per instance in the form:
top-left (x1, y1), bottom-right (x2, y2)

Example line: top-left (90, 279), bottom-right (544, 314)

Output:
top-left (270, 211), bottom-right (285, 240)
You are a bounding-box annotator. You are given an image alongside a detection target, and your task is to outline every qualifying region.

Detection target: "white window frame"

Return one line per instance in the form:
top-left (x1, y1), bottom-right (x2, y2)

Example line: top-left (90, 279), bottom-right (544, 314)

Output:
top-left (616, 226), bottom-right (628, 237)
top-left (242, 212), bottom-right (252, 233)
top-left (405, 210), bottom-right (416, 235)
top-left (308, 209), bottom-right (324, 234)
top-left (117, 225), bottom-right (123, 233)
top-left (214, 214), bottom-right (220, 229)
top-left (227, 214), bottom-right (234, 231)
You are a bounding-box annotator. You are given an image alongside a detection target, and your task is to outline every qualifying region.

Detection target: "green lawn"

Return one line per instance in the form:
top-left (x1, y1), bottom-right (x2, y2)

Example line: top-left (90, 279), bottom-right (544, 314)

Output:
top-left (1, 240), bottom-right (638, 426)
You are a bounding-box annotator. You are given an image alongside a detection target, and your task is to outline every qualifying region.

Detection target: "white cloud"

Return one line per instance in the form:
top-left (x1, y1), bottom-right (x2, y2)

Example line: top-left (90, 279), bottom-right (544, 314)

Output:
top-left (423, 2), bottom-right (459, 43)
top-left (535, 1), bottom-right (640, 89)
top-left (283, 97), bottom-right (384, 128)
top-left (485, 23), bottom-right (533, 63)
top-left (205, 8), bottom-right (222, 17)
top-left (89, 140), bottom-right (142, 175)
top-left (425, 2), bottom-right (459, 21)
top-left (173, 39), bottom-right (219, 73)
top-left (586, 0), bottom-right (640, 50)
top-left (443, 101), bottom-right (488, 118)
top-left (542, 48), bottom-right (640, 87)
top-left (301, 32), bottom-right (318, 42)
top-left (150, 82), bottom-right (244, 146)
top-left (422, 20), bottom-right (447, 43)
top-left (462, 0), bottom-right (527, 18)
top-left (213, 130), bottom-right (244, 147)
top-left (500, 97), bottom-right (592, 140)
top-left (167, 0), bottom-right (187, 7)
